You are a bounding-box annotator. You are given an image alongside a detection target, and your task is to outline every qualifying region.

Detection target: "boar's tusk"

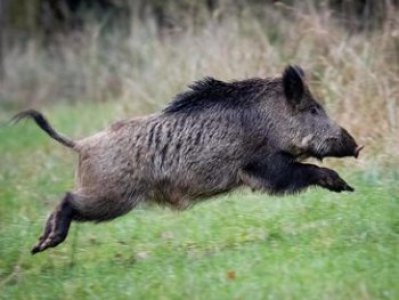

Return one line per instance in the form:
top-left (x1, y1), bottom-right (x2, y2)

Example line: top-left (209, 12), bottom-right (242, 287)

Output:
top-left (354, 145), bottom-right (364, 158)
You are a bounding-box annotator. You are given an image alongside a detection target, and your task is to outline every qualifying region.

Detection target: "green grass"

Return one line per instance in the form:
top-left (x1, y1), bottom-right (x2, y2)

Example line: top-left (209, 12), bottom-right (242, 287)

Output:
top-left (0, 104), bottom-right (398, 300)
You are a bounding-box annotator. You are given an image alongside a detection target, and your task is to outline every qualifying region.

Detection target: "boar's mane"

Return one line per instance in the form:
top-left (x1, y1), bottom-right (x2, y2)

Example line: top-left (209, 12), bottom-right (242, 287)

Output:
top-left (163, 77), bottom-right (273, 114)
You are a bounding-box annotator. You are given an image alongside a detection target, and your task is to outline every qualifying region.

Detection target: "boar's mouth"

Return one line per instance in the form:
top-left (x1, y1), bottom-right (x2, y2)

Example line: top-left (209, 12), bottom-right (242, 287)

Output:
top-left (295, 144), bottom-right (363, 162)
top-left (306, 143), bottom-right (364, 161)
top-left (288, 128), bottom-right (363, 161)
top-left (318, 144), bottom-right (364, 159)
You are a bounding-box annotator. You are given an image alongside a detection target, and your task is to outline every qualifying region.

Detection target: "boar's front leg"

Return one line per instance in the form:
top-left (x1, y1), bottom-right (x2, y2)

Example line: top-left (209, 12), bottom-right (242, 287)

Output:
top-left (240, 154), bottom-right (354, 194)
top-left (312, 167), bottom-right (354, 193)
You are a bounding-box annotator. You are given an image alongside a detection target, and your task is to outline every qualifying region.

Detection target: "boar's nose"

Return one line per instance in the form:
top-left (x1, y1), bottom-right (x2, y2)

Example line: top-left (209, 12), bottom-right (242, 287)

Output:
top-left (322, 127), bottom-right (361, 159)
top-left (340, 127), bottom-right (361, 158)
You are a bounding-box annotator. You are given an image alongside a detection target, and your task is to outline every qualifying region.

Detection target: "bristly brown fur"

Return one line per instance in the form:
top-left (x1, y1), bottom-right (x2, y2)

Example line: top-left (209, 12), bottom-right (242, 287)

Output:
top-left (14, 65), bottom-right (360, 254)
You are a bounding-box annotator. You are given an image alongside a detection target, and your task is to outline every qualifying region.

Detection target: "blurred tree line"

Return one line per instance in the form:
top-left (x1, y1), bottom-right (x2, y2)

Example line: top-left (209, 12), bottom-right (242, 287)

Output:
top-left (1, 0), bottom-right (398, 36)
top-left (0, 0), bottom-right (398, 78)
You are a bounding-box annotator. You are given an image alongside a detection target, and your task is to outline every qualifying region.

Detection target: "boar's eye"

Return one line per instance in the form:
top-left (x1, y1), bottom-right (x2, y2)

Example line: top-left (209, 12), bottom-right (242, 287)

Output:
top-left (310, 106), bottom-right (319, 115)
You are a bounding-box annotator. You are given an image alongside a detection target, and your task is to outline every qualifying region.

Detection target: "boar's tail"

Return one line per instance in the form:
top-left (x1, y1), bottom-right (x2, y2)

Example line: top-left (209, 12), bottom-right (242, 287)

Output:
top-left (11, 109), bottom-right (76, 149)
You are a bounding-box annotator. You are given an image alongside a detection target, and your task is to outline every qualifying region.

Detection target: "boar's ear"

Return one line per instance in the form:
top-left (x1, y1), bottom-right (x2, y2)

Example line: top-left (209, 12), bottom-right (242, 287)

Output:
top-left (283, 65), bottom-right (305, 107)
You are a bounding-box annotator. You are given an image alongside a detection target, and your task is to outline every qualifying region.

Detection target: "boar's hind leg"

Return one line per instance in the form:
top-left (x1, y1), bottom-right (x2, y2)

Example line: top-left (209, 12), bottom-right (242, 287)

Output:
top-left (31, 192), bottom-right (77, 255)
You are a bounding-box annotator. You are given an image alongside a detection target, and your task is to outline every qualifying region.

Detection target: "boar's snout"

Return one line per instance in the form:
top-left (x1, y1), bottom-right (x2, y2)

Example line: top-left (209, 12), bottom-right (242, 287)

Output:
top-left (326, 128), bottom-right (363, 158)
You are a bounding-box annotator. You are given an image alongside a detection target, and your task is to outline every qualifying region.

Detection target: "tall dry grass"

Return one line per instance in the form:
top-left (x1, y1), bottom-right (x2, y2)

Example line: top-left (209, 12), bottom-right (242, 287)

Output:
top-left (0, 2), bottom-right (398, 163)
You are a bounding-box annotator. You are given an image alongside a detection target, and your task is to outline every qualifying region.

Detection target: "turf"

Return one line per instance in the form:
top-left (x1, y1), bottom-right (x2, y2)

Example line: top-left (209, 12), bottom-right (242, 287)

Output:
top-left (0, 104), bottom-right (398, 300)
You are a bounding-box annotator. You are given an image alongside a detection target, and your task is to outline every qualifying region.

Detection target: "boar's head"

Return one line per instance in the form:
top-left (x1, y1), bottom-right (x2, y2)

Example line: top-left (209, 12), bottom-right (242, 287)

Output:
top-left (269, 65), bottom-right (362, 160)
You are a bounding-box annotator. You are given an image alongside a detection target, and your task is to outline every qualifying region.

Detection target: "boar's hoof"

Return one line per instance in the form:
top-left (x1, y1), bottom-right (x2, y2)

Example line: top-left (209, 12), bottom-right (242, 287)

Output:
top-left (31, 233), bottom-right (65, 254)
top-left (318, 168), bottom-right (354, 193)
top-left (31, 193), bottom-right (75, 254)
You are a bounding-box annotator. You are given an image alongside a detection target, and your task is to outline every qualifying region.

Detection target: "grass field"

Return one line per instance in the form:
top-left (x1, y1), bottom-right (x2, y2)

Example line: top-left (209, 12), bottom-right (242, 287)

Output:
top-left (1, 2), bottom-right (398, 299)
top-left (0, 103), bottom-right (398, 300)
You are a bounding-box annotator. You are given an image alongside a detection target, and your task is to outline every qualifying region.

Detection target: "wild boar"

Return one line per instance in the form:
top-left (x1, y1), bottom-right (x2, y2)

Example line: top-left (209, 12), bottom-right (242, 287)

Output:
top-left (12, 65), bottom-right (362, 254)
